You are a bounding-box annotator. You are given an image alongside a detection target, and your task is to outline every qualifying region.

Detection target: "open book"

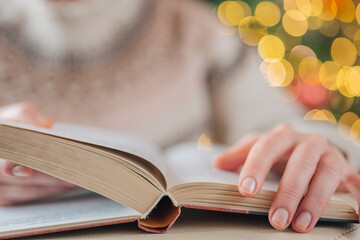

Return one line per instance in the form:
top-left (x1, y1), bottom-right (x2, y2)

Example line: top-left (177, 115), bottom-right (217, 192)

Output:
top-left (0, 122), bottom-right (357, 239)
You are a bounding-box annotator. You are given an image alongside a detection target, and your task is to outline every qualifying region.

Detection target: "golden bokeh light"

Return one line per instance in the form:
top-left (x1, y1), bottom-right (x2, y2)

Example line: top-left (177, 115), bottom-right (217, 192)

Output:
top-left (218, 1), bottom-right (232, 26)
top-left (347, 66), bottom-right (360, 96)
top-left (289, 45), bottom-right (317, 76)
top-left (338, 111), bottom-right (359, 139)
top-left (331, 37), bottom-right (357, 66)
top-left (237, 1), bottom-right (252, 17)
top-left (284, 0), bottom-right (299, 12)
top-left (356, 3), bottom-right (360, 25)
top-left (255, 1), bottom-right (281, 27)
top-left (217, 0), bottom-right (360, 145)
top-left (319, 61), bottom-right (341, 90)
top-left (258, 35), bottom-right (285, 61)
top-left (265, 59), bottom-right (294, 87)
top-left (319, 0), bottom-right (337, 21)
top-left (353, 29), bottom-right (360, 56)
top-left (218, 1), bottom-right (251, 26)
top-left (335, 0), bottom-right (355, 23)
top-left (296, 0), bottom-right (323, 17)
top-left (298, 57), bottom-right (321, 85)
top-left (336, 67), bottom-right (356, 97)
top-left (304, 109), bottom-right (336, 124)
top-left (350, 119), bottom-right (360, 140)
top-left (282, 10), bottom-right (309, 36)
top-left (329, 91), bottom-right (354, 112)
top-left (197, 133), bottom-right (214, 151)
top-left (225, 1), bottom-right (245, 25)
top-left (238, 16), bottom-right (268, 46)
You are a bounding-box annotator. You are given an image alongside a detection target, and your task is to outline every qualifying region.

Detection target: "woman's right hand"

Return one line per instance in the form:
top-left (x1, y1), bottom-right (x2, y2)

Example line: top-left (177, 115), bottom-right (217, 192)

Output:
top-left (0, 103), bottom-right (78, 206)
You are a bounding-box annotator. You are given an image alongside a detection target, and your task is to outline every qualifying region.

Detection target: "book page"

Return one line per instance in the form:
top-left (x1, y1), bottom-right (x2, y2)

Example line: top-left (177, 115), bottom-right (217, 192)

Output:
top-left (0, 122), bottom-right (167, 174)
top-left (0, 189), bottom-right (140, 234)
top-left (164, 142), bottom-right (280, 190)
top-left (165, 142), bottom-right (344, 201)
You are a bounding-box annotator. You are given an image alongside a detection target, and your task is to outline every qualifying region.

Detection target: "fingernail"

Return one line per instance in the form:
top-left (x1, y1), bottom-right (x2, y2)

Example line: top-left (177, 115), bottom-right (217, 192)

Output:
top-left (11, 166), bottom-right (32, 177)
top-left (240, 177), bottom-right (256, 194)
top-left (294, 211), bottom-right (312, 230)
top-left (272, 208), bottom-right (289, 229)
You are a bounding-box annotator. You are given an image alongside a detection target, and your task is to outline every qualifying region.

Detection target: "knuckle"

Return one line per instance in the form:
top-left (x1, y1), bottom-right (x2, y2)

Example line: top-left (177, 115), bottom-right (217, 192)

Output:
top-left (307, 192), bottom-right (327, 209)
top-left (328, 147), bottom-right (346, 161)
top-left (273, 123), bottom-right (293, 136)
top-left (300, 157), bottom-right (317, 171)
top-left (256, 135), bottom-right (273, 149)
top-left (306, 133), bottom-right (328, 147)
top-left (321, 157), bottom-right (344, 178)
top-left (279, 186), bottom-right (303, 202)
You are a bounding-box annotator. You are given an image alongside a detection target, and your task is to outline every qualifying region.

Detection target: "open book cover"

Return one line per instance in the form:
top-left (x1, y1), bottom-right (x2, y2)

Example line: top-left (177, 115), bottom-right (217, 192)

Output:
top-left (0, 122), bottom-right (358, 239)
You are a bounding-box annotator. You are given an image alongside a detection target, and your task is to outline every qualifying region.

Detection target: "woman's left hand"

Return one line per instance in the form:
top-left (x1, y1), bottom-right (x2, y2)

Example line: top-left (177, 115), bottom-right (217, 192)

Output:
top-left (214, 123), bottom-right (360, 233)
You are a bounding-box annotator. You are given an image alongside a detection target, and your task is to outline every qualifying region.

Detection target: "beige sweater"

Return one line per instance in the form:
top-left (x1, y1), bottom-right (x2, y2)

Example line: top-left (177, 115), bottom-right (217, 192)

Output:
top-left (0, 0), bottom-right (358, 169)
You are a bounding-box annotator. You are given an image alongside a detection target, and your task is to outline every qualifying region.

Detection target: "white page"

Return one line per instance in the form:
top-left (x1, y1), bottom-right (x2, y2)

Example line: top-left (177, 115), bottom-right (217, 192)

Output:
top-left (0, 189), bottom-right (140, 234)
top-left (165, 142), bottom-right (280, 190)
top-left (0, 122), bottom-right (166, 174)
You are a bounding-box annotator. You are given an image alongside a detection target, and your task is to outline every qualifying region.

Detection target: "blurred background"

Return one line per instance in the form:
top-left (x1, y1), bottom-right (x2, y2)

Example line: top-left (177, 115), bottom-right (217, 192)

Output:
top-left (206, 0), bottom-right (360, 147)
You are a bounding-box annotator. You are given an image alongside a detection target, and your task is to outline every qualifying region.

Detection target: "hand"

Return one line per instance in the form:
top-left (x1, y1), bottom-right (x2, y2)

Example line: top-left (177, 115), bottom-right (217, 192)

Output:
top-left (214, 123), bottom-right (360, 233)
top-left (0, 102), bottom-right (78, 206)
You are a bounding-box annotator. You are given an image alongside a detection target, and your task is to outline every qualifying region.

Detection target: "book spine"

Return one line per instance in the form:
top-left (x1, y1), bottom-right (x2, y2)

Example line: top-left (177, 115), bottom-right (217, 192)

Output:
top-left (137, 207), bottom-right (181, 233)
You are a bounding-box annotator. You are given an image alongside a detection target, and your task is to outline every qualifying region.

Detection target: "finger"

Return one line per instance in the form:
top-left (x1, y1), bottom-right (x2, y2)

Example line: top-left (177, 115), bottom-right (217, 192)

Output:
top-left (342, 165), bottom-right (360, 199)
top-left (268, 134), bottom-right (328, 230)
top-left (0, 185), bottom-right (73, 206)
top-left (0, 102), bottom-right (54, 128)
top-left (0, 159), bottom-right (33, 177)
top-left (238, 124), bottom-right (299, 197)
top-left (292, 148), bottom-right (344, 233)
top-left (213, 133), bottom-right (261, 171)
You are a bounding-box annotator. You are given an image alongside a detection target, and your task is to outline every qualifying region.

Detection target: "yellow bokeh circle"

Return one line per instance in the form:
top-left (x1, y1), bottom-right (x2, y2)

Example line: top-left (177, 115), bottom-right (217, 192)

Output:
top-left (298, 57), bottom-right (321, 85)
top-left (255, 1), bottom-right (281, 27)
top-left (319, 0), bottom-right (337, 21)
top-left (225, 1), bottom-right (245, 25)
top-left (331, 37), bottom-right (357, 67)
top-left (356, 3), bottom-right (360, 25)
top-left (265, 59), bottom-right (294, 87)
top-left (218, 1), bottom-right (251, 26)
top-left (304, 109), bottom-right (336, 124)
top-left (350, 119), bottom-right (360, 140)
top-left (282, 10), bottom-right (309, 37)
top-left (319, 61), bottom-right (341, 90)
top-left (353, 29), bottom-right (360, 56)
top-left (338, 111), bottom-right (359, 140)
top-left (296, 0), bottom-right (323, 17)
top-left (329, 91), bottom-right (354, 113)
top-left (347, 66), bottom-right (360, 96)
top-left (336, 67), bottom-right (355, 97)
top-left (238, 16), bottom-right (268, 46)
top-left (258, 35), bottom-right (285, 61)
top-left (336, 0), bottom-right (355, 23)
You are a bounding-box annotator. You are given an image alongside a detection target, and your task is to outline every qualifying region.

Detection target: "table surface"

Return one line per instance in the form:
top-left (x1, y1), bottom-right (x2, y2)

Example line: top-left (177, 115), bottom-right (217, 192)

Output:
top-left (18, 208), bottom-right (360, 240)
